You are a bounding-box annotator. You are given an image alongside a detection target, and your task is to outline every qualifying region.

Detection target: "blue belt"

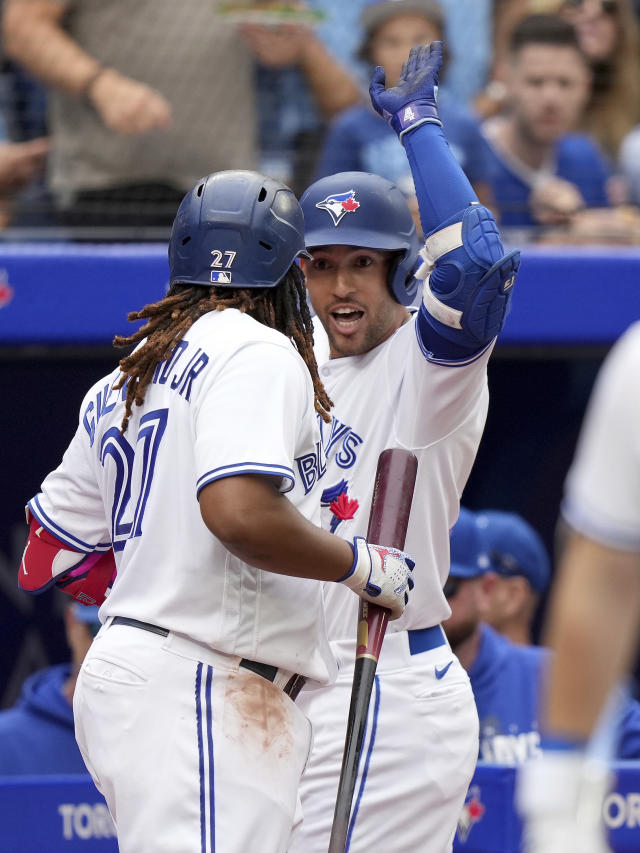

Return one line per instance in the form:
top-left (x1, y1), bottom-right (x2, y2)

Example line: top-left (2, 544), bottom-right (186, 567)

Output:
top-left (407, 624), bottom-right (446, 655)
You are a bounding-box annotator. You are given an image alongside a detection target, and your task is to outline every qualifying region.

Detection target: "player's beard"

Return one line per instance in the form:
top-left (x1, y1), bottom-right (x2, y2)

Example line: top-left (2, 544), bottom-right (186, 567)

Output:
top-left (324, 304), bottom-right (408, 358)
top-left (443, 616), bottom-right (479, 651)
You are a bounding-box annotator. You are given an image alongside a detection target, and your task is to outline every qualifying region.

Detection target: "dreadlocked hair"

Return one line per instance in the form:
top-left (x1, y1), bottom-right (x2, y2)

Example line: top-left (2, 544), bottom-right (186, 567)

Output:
top-left (113, 264), bottom-right (332, 433)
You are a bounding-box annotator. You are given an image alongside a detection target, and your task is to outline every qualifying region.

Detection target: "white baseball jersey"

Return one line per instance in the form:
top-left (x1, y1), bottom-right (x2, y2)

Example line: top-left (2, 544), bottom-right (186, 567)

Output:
top-left (290, 311), bottom-right (488, 853)
top-left (29, 308), bottom-right (336, 683)
top-left (562, 320), bottom-right (640, 552)
top-left (312, 312), bottom-right (492, 641)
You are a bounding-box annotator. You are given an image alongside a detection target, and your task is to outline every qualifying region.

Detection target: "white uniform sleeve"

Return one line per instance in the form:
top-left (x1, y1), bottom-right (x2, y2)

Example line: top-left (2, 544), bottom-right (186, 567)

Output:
top-left (390, 318), bottom-right (492, 449)
top-left (28, 390), bottom-right (112, 552)
top-left (192, 340), bottom-right (313, 496)
top-left (562, 322), bottom-right (640, 552)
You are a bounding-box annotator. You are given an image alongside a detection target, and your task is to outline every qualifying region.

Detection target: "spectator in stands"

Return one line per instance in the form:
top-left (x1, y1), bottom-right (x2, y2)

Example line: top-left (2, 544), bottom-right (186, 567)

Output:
top-left (473, 0), bottom-right (567, 120)
top-left (0, 603), bottom-right (98, 774)
top-left (444, 507), bottom-right (640, 764)
top-left (315, 0), bottom-right (493, 234)
top-left (0, 136), bottom-right (49, 227)
top-left (481, 13), bottom-right (612, 231)
top-left (1, 0), bottom-right (259, 234)
top-left (476, 509), bottom-right (550, 645)
top-left (236, 2), bottom-right (361, 194)
top-left (557, 0), bottom-right (640, 165)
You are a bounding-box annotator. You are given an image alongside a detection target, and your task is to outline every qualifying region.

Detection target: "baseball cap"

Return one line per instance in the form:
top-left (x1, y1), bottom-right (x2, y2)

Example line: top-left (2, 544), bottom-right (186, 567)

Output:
top-left (360, 0), bottom-right (445, 35)
top-left (475, 510), bottom-right (551, 594)
top-left (448, 507), bottom-right (491, 579)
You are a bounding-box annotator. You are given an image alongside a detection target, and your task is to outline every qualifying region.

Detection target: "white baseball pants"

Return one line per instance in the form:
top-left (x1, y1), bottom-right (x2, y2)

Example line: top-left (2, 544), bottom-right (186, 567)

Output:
top-left (74, 619), bottom-right (312, 853)
top-left (289, 628), bottom-right (479, 852)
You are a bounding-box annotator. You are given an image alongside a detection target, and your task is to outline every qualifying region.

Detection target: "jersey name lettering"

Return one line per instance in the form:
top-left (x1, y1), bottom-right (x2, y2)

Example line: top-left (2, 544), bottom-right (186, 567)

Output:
top-left (82, 379), bottom-right (122, 446)
top-left (152, 341), bottom-right (209, 401)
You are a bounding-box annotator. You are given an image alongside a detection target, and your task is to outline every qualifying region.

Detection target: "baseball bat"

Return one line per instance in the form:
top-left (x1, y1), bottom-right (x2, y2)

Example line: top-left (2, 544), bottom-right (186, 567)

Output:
top-left (327, 447), bottom-right (418, 853)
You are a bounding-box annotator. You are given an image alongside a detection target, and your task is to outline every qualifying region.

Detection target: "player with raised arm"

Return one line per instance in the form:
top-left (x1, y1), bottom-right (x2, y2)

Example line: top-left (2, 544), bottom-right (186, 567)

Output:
top-left (289, 42), bottom-right (520, 852)
top-left (16, 170), bottom-right (414, 853)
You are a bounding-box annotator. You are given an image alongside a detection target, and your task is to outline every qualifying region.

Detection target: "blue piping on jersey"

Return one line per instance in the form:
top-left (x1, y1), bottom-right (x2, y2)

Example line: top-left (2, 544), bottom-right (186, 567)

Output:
top-left (28, 495), bottom-right (111, 552)
top-left (414, 314), bottom-right (493, 367)
top-left (196, 462), bottom-right (295, 497)
top-left (346, 675), bottom-right (381, 851)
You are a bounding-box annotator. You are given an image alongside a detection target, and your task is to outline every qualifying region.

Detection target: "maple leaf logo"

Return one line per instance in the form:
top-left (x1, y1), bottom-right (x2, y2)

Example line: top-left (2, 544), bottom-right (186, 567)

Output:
top-left (330, 492), bottom-right (359, 521)
top-left (341, 196), bottom-right (360, 213)
top-left (456, 787), bottom-right (485, 843)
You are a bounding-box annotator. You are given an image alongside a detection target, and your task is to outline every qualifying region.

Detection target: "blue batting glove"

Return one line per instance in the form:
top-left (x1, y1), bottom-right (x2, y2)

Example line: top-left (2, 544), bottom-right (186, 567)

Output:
top-left (369, 42), bottom-right (443, 140)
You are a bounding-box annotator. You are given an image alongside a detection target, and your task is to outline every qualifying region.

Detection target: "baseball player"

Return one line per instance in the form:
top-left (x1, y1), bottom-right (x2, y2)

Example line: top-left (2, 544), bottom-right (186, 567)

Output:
top-left (17, 170), bottom-right (415, 853)
top-left (518, 320), bottom-right (640, 853)
top-left (289, 43), bottom-right (520, 852)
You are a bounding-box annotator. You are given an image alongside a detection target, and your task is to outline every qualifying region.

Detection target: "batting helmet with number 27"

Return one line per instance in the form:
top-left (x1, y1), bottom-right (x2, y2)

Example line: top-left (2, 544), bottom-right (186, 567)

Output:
top-left (169, 170), bottom-right (311, 290)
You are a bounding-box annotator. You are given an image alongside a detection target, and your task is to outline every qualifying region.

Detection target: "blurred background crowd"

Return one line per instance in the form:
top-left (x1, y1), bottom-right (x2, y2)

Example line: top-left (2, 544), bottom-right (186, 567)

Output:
top-left (0, 0), bottom-right (640, 243)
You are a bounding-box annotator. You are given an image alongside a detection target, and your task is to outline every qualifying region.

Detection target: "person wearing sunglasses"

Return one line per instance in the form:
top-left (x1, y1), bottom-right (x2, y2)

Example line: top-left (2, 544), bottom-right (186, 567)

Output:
top-left (443, 506), bottom-right (640, 768)
top-left (442, 507), bottom-right (551, 765)
top-left (477, 509), bottom-right (550, 646)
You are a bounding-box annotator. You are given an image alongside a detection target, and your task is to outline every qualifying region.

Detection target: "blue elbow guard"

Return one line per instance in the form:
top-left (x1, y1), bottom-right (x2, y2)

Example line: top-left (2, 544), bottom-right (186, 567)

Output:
top-left (417, 204), bottom-right (520, 354)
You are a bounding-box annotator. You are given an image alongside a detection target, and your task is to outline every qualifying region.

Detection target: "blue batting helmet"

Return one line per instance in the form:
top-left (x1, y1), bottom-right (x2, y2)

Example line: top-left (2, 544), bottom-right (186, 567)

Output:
top-left (299, 171), bottom-right (422, 305)
top-left (169, 170), bottom-right (310, 289)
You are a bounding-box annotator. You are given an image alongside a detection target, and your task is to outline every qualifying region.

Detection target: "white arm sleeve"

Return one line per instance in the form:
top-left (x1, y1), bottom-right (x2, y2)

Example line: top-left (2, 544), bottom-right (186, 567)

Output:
top-left (562, 322), bottom-right (640, 552)
top-left (192, 340), bottom-right (314, 496)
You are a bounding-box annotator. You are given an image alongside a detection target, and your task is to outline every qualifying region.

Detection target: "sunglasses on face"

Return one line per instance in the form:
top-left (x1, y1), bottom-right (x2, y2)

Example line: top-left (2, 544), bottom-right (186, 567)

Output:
top-left (564, 0), bottom-right (618, 15)
top-left (443, 576), bottom-right (463, 599)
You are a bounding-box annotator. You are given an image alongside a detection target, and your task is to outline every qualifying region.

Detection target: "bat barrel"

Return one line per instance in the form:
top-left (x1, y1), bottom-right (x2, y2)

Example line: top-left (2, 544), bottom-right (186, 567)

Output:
top-left (366, 448), bottom-right (418, 547)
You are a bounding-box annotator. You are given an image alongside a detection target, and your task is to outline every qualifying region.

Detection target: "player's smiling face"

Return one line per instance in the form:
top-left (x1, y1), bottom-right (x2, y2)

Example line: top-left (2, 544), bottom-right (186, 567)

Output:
top-left (303, 245), bottom-right (409, 358)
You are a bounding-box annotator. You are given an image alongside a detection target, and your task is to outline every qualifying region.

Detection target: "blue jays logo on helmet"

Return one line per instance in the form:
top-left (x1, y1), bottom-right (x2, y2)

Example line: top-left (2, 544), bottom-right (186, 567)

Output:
top-left (300, 171), bottom-right (421, 305)
top-left (316, 190), bottom-right (360, 226)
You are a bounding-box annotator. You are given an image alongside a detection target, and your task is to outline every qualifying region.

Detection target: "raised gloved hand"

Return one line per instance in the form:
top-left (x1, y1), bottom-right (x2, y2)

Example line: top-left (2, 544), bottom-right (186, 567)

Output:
top-left (369, 41), bottom-right (443, 139)
top-left (19, 508), bottom-right (116, 606)
top-left (517, 750), bottom-right (613, 853)
top-left (338, 536), bottom-right (415, 620)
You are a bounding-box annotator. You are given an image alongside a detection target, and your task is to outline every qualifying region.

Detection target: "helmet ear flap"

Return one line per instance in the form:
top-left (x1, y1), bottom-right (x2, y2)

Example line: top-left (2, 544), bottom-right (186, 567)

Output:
top-left (389, 249), bottom-right (421, 306)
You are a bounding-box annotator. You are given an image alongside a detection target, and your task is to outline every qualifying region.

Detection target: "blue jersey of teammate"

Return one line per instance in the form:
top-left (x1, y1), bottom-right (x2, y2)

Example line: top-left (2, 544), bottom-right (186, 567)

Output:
top-left (470, 623), bottom-right (640, 764)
